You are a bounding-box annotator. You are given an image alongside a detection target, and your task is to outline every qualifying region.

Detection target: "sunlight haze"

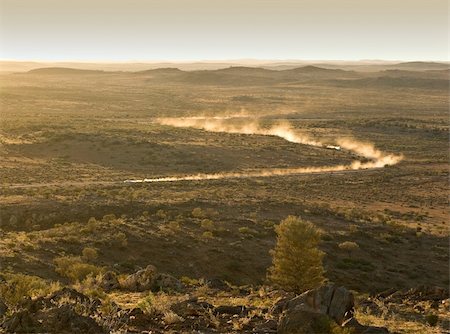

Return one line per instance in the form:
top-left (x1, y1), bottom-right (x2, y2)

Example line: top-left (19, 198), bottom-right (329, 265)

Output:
top-left (0, 0), bottom-right (448, 61)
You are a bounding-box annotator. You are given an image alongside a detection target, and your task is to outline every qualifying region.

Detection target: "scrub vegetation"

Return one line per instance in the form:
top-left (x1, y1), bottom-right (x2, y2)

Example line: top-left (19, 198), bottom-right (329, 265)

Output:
top-left (0, 61), bottom-right (448, 333)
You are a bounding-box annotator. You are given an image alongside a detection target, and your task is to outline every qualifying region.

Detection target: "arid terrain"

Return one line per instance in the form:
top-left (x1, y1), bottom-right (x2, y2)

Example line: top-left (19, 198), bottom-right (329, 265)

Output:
top-left (0, 61), bottom-right (449, 333)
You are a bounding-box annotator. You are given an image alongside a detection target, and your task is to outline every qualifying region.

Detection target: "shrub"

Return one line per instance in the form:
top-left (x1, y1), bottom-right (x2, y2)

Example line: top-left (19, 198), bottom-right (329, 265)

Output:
top-left (137, 293), bottom-right (156, 315)
top-left (202, 231), bottom-right (214, 239)
top-left (0, 273), bottom-right (60, 310)
top-left (268, 216), bottom-right (324, 293)
top-left (192, 207), bottom-right (205, 218)
top-left (338, 241), bottom-right (360, 257)
top-left (54, 256), bottom-right (103, 282)
top-left (238, 226), bottom-right (258, 236)
top-left (85, 217), bottom-right (98, 233)
top-left (163, 311), bottom-right (184, 324)
top-left (201, 219), bottom-right (215, 231)
top-left (82, 247), bottom-right (98, 262)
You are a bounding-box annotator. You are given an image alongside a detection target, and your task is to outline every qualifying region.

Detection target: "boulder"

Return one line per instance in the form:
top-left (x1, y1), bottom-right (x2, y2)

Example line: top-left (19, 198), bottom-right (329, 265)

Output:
top-left (40, 305), bottom-right (106, 334)
top-left (99, 271), bottom-right (120, 291)
top-left (283, 283), bottom-right (354, 325)
top-left (278, 309), bottom-right (333, 334)
top-left (121, 265), bottom-right (158, 292)
top-left (1, 310), bottom-right (38, 333)
top-left (49, 287), bottom-right (92, 304)
top-left (154, 273), bottom-right (184, 292)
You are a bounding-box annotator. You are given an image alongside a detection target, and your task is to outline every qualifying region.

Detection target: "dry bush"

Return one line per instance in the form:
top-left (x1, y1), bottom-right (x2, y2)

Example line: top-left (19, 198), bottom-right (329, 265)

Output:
top-left (0, 273), bottom-right (60, 310)
top-left (53, 256), bottom-right (103, 282)
top-left (82, 247), bottom-right (98, 262)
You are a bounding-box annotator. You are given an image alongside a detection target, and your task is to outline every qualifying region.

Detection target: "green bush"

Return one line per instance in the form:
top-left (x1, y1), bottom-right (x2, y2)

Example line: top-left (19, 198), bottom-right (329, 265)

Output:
top-left (268, 216), bottom-right (324, 293)
top-left (54, 256), bottom-right (103, 282)
top-left (201, 219), bottom-right (215, 231)
top-left (192, 207), bottom-right (205, 218)
top-left (0, 273), bottom-right (60, 310)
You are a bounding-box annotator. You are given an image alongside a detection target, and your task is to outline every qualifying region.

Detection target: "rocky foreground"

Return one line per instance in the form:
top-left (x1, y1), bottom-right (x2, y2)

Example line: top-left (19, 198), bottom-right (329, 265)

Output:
top-left (0, 266), bottom-right (448, 333)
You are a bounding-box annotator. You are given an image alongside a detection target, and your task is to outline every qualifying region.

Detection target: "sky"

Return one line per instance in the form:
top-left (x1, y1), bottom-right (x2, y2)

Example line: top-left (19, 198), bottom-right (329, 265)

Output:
top-left (0, 0), bottom-right (448, 62)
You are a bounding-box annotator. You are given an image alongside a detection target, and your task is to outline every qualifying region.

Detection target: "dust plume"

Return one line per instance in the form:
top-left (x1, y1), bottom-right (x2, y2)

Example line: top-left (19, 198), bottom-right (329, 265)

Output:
top-left (124, 117), bottom-right (403, 183)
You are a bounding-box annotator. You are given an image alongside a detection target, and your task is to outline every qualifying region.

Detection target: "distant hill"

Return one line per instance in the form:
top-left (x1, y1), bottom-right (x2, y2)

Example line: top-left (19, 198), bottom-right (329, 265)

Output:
top-left (28, 67), bottom-right (107, 75)
top-left (287, 65), bottom-right (343, 73)
top-left (386, 61), bottom-right (449, 71)
top-left (136, 67), bottom-right (183, 74)
top-left (19, 64), bottom-right (448, 88)
top-left (330, 76), bottom-right (449, 89)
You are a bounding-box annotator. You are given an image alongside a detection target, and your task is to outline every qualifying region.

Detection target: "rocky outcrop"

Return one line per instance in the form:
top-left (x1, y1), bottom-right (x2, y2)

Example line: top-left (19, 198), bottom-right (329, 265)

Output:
top-left (1, 289), bottom-right (106, 334)
top-left (121, 265), bottom-right (158, 292)
top-left (277, 284), bottom-right (390, 334)
top-left (154, 273), bottom-right (184, 292)
top-left (278, 309), bottom-right (333, 334)
top-left (99, 271), bottom-right (120, 291)
top-left (121, 265), bottom-right (184, 292)
top-left (281, 283), bottom-right (354, 325)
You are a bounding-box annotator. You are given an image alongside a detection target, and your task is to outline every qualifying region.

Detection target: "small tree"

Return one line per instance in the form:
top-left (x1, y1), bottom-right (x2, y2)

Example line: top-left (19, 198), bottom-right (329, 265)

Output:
top-left (338, 241), bottom-right (359, 258)
top-left (268, 216), bottom-right (324, 293)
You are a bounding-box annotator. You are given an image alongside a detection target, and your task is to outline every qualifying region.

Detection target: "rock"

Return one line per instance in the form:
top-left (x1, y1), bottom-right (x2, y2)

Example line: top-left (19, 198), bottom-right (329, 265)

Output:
top-left (99, 271), bottom-right (120, 291)
top-left (1, 288), bottom-right (108, 334)
top-left (49, 287), bottom-right (92, 304)
top-left (1, 310), bottom-right (38, 333)
top-left (1, 301), bottom-right (106, 334)
top-left (278, 310), bottom-right (332, 334)
top-left (121, 265), bottom-right (158, 292)
top-left (154, 273), bottom-right (184, 292)
top-left (121, 266), bottom-right (183, 293)
top-left (283, 283), bottom-right (354, 325)
top-left (269, 292), bottom-right (297, 316)
top-left (41, 305), bottom-right (106, 333)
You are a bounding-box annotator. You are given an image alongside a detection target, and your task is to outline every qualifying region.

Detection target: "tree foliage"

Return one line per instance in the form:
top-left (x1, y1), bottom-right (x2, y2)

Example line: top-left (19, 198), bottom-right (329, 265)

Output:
top-left (268, 216), bottom-right (325, 293)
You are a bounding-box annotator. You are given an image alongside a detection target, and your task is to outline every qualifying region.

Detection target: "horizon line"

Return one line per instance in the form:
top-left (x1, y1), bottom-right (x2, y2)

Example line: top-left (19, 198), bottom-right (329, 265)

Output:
top-left (1, 58), bottom-right (449, 64)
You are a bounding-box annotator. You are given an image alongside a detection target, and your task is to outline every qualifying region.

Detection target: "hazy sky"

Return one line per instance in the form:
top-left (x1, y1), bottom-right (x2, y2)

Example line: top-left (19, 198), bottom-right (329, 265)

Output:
top-left (0, 0), bottom-right (448, 61)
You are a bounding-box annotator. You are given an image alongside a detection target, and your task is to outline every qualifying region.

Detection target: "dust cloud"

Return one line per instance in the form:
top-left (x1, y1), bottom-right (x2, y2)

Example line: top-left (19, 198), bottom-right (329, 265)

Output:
top-left (124, 117), bottom-right (402, 183)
